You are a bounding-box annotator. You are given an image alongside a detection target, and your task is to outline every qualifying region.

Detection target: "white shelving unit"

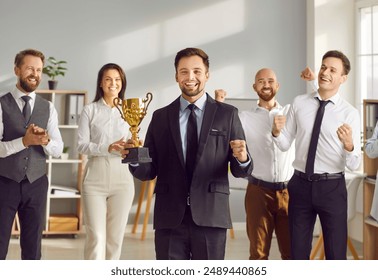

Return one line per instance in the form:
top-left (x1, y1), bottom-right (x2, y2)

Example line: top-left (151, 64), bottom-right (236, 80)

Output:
top-left (12, 90), bottom-right (87, 236)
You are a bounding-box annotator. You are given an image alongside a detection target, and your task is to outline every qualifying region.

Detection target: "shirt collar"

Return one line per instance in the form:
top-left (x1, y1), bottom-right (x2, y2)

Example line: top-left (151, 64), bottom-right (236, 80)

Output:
top-left (180, 92), bottom-right (207, 112)
top-left (313, 91), bottom-right (340, 105)
top-left (254, 99), bottom-right (282, 112)
top-left (100, 97), bottom-right (108, 106)
top-left (11, 86), bottom-right (36, 101)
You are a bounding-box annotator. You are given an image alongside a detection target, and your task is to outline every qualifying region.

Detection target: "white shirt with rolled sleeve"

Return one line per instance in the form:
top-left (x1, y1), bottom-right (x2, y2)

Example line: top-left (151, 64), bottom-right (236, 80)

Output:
top-left (365, 121), bottom-right (378, 220)
top-left (240, 101), bottom-right (294, 183)
top-left (0, 88), bottom-right (63, 159)
top-left (273, 91), bottom-right (361, 174)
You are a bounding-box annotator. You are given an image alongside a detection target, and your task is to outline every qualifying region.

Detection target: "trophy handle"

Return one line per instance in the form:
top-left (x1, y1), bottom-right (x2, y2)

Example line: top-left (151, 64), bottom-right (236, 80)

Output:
top-left (113, 97), bottom-right (125, 120)
top-left (142, 92), bottom-right (153, 112)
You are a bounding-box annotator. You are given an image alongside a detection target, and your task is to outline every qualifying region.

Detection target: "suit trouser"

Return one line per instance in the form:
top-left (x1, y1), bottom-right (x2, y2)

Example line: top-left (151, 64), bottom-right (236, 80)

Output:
top-left (82, 157), bottom-right (134, 260)
top-left (245, 183), bottom-right (290, 260)
top-left (288, 174), bottom-right (347, 260)
top-left (155, 207), bottom-right (227, 260)
top-left (0, 175), bottom-right (48, 260)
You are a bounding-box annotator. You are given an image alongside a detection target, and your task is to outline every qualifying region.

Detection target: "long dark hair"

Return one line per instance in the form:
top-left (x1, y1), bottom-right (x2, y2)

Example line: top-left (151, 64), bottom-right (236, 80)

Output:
top-left (93, 63), bottom-right (127, 102)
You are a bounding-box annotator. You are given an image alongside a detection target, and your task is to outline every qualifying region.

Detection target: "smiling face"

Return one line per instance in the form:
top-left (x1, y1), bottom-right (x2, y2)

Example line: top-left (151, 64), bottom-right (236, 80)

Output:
top-left (253, 68), bottom-right (279, 102)
top-left (14, 55), bottom-right (43, 93)
top-left (100, 69), bottom-right (122, 103)
top-left (175, 55), bottom-right (209, 103)
top-left (317, 57), bottom-right (347, 98)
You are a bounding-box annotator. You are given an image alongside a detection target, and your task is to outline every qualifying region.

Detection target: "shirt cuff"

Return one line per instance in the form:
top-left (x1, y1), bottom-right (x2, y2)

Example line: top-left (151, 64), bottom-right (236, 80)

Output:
top-left (16, 137), bottom-right (27, 150)
top-left (236, 154), bottom-right (251, 167)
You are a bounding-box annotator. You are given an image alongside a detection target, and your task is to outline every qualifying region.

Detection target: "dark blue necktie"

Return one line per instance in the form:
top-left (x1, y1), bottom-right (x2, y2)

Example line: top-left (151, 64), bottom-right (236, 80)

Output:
top-left (305, 98), bottom-right (330, 175)
top-left (21, 95), bottom-right (32, 122)
top-left (186, 104), bottom-right (198, 184)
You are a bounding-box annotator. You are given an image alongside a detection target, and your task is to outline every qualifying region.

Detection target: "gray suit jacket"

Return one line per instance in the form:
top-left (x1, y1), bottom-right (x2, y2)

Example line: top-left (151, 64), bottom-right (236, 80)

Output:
top-left (130, 93), bottom-right (253, 230)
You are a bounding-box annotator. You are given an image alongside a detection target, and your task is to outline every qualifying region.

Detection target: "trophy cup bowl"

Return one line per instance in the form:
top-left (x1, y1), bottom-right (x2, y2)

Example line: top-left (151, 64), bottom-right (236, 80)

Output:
top-left (113, 92), bottom-right (153, 163)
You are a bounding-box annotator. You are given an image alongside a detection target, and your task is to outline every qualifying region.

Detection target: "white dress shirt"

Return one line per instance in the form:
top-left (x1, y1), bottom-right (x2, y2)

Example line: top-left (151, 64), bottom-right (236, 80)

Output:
top-left (365, 121), bottom-right (378, 159)
top-left (0, 87), bottom-right (63, 158)
top-left (178, 93), bottom-right (250, 167)
top-left (273, 91), bottom-right (361, 173)
top-left (240, 101), bottom-right (295, 183)
top-left (77, 98), bottom-right (131, 158)
top-left (365, 121), bottom-right (378, 220)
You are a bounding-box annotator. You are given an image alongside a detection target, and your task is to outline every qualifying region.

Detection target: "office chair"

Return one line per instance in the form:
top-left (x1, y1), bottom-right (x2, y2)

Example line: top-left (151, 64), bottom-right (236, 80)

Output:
top-left (310, 172), bottom-right (365, 260)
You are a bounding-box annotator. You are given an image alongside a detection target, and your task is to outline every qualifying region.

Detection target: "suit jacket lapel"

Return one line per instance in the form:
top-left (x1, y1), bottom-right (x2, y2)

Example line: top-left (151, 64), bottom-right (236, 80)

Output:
top-left (168, 98), bottom-right (185, 168)
top-left (197, 96), bottom-right (217, 160)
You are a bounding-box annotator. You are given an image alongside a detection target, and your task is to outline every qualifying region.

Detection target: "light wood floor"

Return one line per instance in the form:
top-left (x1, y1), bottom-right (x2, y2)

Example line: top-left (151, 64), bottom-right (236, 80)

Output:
top-left (6, 228), bottom-right (363, 260)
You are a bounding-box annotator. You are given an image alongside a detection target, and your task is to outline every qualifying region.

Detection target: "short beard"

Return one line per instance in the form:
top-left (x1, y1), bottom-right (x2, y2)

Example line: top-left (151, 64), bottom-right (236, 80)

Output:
top-left (19, 76), bottom-right (40, 93)
top-left (257, 90), bottom-right (276, 102)
top-left (180, 85), bottom-right (204, 99)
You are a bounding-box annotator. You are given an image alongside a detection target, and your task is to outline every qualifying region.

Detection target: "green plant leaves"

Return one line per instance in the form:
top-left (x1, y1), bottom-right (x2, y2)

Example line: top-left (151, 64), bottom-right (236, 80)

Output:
top-left (42, 56), bottom-right (68, 80)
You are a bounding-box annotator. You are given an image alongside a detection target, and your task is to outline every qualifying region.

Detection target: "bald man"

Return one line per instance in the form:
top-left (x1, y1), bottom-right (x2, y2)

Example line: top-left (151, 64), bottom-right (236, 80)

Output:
top-left (215, 68), bottom-right (294, 260)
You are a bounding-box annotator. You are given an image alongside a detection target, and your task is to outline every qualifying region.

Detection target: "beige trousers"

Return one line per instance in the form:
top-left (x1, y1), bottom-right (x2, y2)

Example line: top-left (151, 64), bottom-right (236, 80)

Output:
top-left (82, 156), bottom-right (134, 260)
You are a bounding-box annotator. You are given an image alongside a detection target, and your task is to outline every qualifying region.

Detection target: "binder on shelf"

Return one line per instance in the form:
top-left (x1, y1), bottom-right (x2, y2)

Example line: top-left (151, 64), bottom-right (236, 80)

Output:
top-left (65, 94), bottom-right (84, 125)
top-left (51, 185), bottom-right (79, 197)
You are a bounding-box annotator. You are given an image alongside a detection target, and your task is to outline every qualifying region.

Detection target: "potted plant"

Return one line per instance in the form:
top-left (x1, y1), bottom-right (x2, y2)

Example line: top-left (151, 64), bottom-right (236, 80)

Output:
top-left (61, 146), bottom-right (69, 160)
top-left (42, 56), bottom-right (68, 90)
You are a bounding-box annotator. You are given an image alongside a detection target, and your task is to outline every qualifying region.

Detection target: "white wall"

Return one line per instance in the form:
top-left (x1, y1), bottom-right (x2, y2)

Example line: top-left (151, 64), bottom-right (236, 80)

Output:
top-left (0, 0), bottom-right (307, 224)
top-left (307, 0), bottom-right (356, 105)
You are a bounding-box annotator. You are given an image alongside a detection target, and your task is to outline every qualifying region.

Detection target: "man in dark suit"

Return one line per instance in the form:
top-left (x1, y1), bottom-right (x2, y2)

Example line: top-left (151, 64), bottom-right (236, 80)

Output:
top-left (127, 47), bottom-right (253, 260)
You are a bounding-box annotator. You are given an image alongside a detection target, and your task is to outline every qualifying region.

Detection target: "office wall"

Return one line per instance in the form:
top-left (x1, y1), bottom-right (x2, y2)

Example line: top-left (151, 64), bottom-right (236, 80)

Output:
top-left (307, 0), bottom-right (356, 105)
top-left (0, 0), bottom-right (306, 137)
top-left (0, 0), bottom-right (306, 224)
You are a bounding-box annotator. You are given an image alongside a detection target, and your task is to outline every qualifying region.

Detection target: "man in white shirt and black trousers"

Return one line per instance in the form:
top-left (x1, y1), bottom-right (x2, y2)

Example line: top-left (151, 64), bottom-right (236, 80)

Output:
top-left (272, 50), bottom-right (361, 260)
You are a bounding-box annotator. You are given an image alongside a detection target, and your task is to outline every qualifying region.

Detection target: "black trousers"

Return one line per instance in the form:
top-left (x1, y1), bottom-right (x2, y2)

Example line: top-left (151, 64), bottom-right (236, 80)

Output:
top-left (0, 175), bottom-right (48, 260)
top-left (154, 207), bottom-right (227, 260)
top-left (288, 174), bottom-right (347, 260)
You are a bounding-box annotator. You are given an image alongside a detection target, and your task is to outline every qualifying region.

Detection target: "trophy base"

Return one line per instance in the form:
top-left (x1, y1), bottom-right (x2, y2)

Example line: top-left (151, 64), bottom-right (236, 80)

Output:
top-left (122, 147), bottom-right (152, 164)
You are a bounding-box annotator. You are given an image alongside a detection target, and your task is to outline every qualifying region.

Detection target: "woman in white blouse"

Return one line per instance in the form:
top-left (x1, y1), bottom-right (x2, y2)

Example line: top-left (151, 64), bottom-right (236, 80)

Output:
top-left (77, 63), bottom-right (134, 259)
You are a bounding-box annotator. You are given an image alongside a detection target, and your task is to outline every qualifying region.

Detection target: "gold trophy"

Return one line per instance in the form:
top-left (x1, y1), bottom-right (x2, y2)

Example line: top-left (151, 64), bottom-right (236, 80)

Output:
top-left (113, 92), bottom-right (153, 163)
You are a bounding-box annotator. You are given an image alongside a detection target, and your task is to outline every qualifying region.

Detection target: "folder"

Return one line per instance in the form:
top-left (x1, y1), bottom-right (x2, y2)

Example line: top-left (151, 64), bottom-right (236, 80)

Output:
top-left (65, 95), bottom-right (84, 125)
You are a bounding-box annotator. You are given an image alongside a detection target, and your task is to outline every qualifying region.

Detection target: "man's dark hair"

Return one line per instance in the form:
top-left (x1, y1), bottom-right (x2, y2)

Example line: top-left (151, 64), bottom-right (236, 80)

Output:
top-left (322, 50), bottom-right (351, 75)
top-left (174, 47), bottom-right (209, 72)
top-left (14, 49), bottom-right (45, 67)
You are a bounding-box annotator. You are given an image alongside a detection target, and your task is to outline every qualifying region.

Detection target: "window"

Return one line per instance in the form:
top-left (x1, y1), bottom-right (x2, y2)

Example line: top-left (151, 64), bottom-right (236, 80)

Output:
top-left (357, 1), bottom-right (378, 102)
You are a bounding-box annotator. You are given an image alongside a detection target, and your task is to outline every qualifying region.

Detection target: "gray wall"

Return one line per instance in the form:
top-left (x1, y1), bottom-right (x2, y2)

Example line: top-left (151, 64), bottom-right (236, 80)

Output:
top-left (0, 0), bottom-right (306, 134)
top-left (0, 0), bottom-right (306, 223)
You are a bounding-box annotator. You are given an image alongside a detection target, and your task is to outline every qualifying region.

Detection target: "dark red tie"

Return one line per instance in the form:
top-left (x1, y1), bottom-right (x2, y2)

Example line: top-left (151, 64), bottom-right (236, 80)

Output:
top-left (305, 98), bottom-right (330, 176)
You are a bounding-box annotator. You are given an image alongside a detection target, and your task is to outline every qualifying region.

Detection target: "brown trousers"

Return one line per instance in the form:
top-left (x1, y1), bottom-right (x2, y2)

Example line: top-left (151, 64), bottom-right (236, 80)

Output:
top-left (245, 183), bottom-right (291, 259)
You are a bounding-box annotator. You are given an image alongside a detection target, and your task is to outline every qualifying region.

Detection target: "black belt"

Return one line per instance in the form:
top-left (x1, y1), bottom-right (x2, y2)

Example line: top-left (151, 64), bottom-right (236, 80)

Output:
top-left (294, 170), bottom-right (344, 182)
top-left (248, 176), bottom-right (287, 190)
